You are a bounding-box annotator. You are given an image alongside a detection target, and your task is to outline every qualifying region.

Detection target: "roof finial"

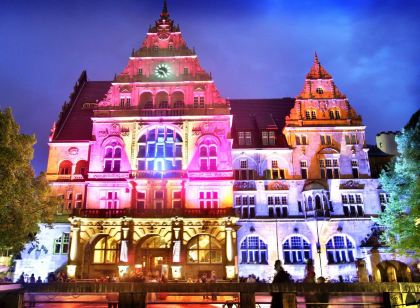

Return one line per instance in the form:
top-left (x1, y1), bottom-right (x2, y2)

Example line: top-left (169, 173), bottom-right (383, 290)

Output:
top-left (314, 51), bottom-right (320, 64)
top-left (161, 0), bottom-right (169, 17)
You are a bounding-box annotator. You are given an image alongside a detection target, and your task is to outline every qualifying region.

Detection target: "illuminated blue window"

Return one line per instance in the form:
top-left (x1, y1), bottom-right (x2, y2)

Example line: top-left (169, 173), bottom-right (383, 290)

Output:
top-left (240, 236), bottom-right (268, 264)
top-left (137, 126), bottom-right (183, 171)
top-left (326, 235), bottom-right (355, 264)
top-left (282, 235), bottom-right (311, 264)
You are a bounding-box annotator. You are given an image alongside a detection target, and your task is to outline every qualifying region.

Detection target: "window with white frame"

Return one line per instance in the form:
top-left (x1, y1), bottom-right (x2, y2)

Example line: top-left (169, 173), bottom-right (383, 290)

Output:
top-left (100, 191), bottom-right (119, 209)
top-left (300, 160), bottom-right (308, 179)
top-left (267, 195), bottom-right (288, 217)
top-left (235, 195), bottom-right (256, 218)
top-left (351, 160), bottom-right (359, 178)
top-left (136, 191), bottom-right (146, 210)
top-left (345, 133), bottom-right (358, 145)
top-left (238, 132), bottom-right (252, 146)
top-left (154, 191), bottom-right (164, 209)
top-left (262, 131), bottom-right (276, 146)
top-left (193, 96), bottom-right (205, 108)
top-left (319, 158), bottom-right (339, 179)
top-left (240, 236), bottom-right (268, 264)
top-left (104, 145), bottom-right (122, 172)
top-left (199, 191), bottom-right (218, 209)
top-left (119, 96), bottom-right (131, 108)
top-left (53, 233), bottom-right (70, 254)
top-left (379, 192), bottom-right (389, 212)
top-left (341, 193), bottom-right (364, 216)
top-left (240, 159), bottom-right (248, 169)
top-left (326, 235), bottom-right (355, 264)
top-left (283, 235), bottom-right (311, 264)
top-left (172, 191), bottom-right (182, 208)
top-left (320, 134), bottom-right (332, 145)
top-left (137, 126), bottom-right (183, 171)
top-left (199, 144), bottom-right (217, 171)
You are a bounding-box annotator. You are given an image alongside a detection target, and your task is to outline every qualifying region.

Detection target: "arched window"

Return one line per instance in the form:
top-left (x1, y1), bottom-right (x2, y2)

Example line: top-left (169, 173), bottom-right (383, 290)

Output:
top-left (141, 235), bottom-right (167, 249)
top-left (187, 235), bottom-right (222, 264)
top-left (199, 144), bottom-right (217, 171)
top-left (315, 195), bottom-right (322, 210)
top-left (307, 196), bottom-right (313, 211)
top-left (75, 160), bottom-right (88, 175)
top-left (156, 91), bottom-right (169, 108)
top-left (326, 235), bottom-right (355, 264)
top-left (59, 160), bottom-right (72, 175)
top-left (137, 126), bottom-right (183, 171)
top-left (283, 235), bottom-right (311, 264)
top-left (172, 91), bottom-right (184, 108)
top-left (104, 144), bottom-right (122, 172)
top-left (140, 92), bottom-right (153, 109)
top-left (240, 236), bottom-right (268, 264)
top-left (93, 236), bottom-right (118, 264)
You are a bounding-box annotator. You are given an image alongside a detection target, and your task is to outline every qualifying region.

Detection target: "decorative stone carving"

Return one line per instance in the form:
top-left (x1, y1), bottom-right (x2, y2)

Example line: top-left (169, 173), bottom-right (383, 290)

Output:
top-left (68, 147), bottom-right (79, 155)
top-left (340, 180), bottom-right (365, 190)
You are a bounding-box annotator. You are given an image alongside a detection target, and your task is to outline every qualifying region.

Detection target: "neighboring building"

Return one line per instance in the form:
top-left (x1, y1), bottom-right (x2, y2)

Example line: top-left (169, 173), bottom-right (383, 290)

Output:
top-left (13, 223), bottom-right (70, 282)
top-left (36, 2), bottom-right (417, 282)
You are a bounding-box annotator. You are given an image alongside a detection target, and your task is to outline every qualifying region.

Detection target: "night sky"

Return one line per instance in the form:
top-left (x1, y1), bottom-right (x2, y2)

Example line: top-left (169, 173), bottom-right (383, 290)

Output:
top-left (1, 0), bottom-right (419, 174)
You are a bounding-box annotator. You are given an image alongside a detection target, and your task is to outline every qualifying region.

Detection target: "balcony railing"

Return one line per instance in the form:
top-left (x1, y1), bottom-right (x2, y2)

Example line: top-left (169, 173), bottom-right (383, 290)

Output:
top-left (72, 208), bottom-right (236, 219)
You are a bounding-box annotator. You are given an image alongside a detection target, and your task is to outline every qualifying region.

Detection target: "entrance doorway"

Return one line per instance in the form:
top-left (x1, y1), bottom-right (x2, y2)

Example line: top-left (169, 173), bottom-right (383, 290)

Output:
top-left (136, 235), bottom-right (170, 280)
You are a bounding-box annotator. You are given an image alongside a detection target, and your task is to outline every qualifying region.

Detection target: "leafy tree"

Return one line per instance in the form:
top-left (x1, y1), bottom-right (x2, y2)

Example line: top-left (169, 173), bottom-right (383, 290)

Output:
top-left (0, 108), bottom-right (58, 255)
top-left (376, 110), bottom-right (420, 257)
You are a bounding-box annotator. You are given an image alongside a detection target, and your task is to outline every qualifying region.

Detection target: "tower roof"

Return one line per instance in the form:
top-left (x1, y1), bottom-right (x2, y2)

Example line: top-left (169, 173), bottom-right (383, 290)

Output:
top-left (306, 52), bottom-right (332, 79)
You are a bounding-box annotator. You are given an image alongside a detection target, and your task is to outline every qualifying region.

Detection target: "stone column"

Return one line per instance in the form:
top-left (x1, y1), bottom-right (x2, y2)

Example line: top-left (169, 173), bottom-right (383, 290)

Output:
top-left (171, 218), bottom-right (183, 280)
top-left (68, 220), bottom-right (80, 278)
top-left (224, 218), bottom-right (236, 280)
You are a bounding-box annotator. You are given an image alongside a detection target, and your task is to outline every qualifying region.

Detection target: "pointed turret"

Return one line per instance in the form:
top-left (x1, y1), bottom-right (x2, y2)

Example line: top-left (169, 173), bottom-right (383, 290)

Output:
top-left (161, 0), bottom-right (169, 18)
top-left (285, 53), bottom-right (362, 127)
top-left (306, 52), bottom-right (332, 80)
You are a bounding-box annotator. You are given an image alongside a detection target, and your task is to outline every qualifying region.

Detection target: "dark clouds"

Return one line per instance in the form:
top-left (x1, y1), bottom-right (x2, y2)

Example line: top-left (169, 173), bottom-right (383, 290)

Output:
top-left (0, 0), bottom-right (419, 174)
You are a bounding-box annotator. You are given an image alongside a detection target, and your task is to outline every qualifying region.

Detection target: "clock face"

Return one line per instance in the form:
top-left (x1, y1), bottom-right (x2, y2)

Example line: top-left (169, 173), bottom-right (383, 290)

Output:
top-left (154, 63), bottom-right (171, 78)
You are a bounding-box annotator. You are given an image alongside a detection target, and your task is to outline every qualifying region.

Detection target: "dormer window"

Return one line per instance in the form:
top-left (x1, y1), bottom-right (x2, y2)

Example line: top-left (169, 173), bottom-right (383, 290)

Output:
top-left (305, 109), bottom-right (317, 120)
top-left (329, 109), bottom-right (341, 119)
top-left (316, 87), bottom-right (324, 94)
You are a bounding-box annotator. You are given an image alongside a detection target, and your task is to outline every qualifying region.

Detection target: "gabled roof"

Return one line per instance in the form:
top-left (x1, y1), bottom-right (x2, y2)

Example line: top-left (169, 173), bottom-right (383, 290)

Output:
top-left (306, 53), bottom-right (332, 79)
top-left (230, 98), bottom-right (295, 148)
top-left (53, 81), bottom-right (111, 141)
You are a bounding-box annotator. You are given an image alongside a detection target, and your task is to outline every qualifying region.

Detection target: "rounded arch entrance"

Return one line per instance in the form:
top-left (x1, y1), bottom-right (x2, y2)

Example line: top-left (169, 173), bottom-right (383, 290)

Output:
top-left (375, 260), bottom-right (412, 282)
top-left (135, 235), bottom-right (170, 277)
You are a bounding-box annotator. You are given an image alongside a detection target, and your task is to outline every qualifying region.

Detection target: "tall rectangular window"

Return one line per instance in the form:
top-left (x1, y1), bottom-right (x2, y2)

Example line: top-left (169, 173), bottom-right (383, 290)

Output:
top-left (300, 161), bottom-right (308, 179)
top-left (262, 131), bottom-right (268, 145)
top-left (136, 191), bottom-right (146, 210)
top-left (351, 160), bottom-right (359, 178)
top-left (75, 193), bottom-right (83, 209)
top-left (238, 132), bottom-right (245, 145)
top-left (199, 191), bottom-right (219, 209)
top-left (183, 67), bottom-right (189, 75)
top-left (342, 193), bottom-right (364, 216)
top-left (269, 131), bottom-right (276, 145)
top-left (173, 191), bottom-right (182, 208)
top-left (245, 132), bottom-right (252, 145)
top-left (53, 233), bottom-right (70, 254)
top-left (319, 158), bottom-right (339, 179)
top-left (155, 191), bottom-right (164, 209)
top-left (321, 135), bottom-right (332, 145)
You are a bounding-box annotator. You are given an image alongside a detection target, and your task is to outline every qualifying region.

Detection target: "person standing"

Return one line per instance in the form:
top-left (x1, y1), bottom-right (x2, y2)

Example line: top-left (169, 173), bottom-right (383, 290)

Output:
top-left (271, 260), bottom-right (291, 308)
top-left (303, 258), bottom-right (316, 283)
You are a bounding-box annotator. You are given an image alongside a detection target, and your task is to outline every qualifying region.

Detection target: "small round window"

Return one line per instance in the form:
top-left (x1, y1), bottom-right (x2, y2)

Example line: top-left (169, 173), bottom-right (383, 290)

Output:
top-left (316, 87), bottom-right (324, 94)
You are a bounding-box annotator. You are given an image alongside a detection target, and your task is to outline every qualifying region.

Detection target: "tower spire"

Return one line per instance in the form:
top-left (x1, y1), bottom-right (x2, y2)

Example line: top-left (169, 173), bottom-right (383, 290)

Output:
top-left (161, 0), bottom-right (169, 18)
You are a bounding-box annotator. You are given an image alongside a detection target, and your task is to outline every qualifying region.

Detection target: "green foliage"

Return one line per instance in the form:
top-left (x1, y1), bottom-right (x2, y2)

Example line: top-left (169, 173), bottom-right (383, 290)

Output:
top-left (376, 111), bottom-right (420, 257)
top-left (0, 108), bottom-right (58, 255)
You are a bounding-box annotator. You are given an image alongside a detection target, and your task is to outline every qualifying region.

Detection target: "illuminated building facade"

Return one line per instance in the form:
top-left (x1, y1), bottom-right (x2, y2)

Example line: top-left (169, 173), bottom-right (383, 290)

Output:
top-left (41, 3), bottom-right (417, 282)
